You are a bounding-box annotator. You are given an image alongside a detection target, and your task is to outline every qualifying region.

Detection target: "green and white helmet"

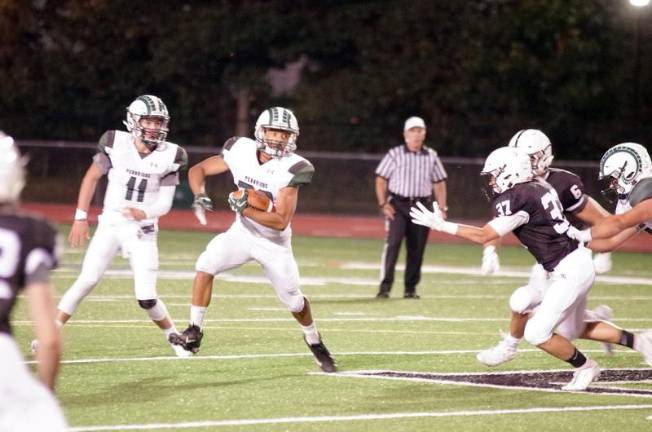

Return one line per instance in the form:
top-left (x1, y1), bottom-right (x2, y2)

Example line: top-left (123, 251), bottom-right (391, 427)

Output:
top-left (599, 142), bottom-right (652, 199)
top-left (254, 107), bottom-right (299, 158)
top-left (0, 131), bottom-right (26, 203)
top-left (123, 95), bottom-right (170, 150)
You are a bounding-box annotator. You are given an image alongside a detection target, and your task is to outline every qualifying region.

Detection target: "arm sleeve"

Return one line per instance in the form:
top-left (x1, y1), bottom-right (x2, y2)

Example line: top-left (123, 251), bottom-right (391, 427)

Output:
top-left (487, 211), bottom-right (530, 236)
top-left (143, 185), bottom-right (176, 219)
top-left (288, 161), bottom-right (314, 187)
top-left (560, 175), bottom-right (587, 213)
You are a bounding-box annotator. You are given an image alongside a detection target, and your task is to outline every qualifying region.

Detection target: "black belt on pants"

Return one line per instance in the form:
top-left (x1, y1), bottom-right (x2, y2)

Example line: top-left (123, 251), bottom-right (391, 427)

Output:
top-left (390, 194), bottom-right (432, 206)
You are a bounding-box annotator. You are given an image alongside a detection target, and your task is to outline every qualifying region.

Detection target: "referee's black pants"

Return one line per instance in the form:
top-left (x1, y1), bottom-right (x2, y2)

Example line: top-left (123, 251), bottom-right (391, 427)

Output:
top-left (378, 196), bottom-right (431, 297)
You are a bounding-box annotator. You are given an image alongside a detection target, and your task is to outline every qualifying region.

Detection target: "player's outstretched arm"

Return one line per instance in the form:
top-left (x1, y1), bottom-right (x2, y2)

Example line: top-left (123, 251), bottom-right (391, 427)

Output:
top-left (241, 186), bottom-right (297, 231)
top-left (69, 163), bottom-right (103, 248)
top-left (410, 201), bottom-right (502, 244)
top-left (590, 200), bottom-right (652, 240)
top-left (26, 281), bottom-right (61, 391)
top-left (588, 226), bottom-right (641, 252)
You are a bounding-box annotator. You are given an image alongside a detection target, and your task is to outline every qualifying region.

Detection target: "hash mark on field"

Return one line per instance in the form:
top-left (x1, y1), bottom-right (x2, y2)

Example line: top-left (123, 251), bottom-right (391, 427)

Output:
top-left (68, 404), bottom-right (652, 431)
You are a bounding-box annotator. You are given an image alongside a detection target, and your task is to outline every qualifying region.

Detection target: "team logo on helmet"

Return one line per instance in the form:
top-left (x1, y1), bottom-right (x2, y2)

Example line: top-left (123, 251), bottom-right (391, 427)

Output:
top-left (599, 142), bottom-right (652, 201)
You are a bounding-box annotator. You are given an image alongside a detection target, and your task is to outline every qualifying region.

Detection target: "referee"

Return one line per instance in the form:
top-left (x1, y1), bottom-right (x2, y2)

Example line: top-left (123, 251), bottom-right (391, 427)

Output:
top-left (375, 116), bottom-right (448, 299)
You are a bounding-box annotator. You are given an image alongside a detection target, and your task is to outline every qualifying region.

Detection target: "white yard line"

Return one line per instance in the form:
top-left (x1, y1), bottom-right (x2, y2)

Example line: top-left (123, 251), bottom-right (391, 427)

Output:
top-left (68, 404), bottom-right (652, 431)
top-left (52, 264), bottom-right (652, 286)
top-left (24, 349), bottom-right (645, 366)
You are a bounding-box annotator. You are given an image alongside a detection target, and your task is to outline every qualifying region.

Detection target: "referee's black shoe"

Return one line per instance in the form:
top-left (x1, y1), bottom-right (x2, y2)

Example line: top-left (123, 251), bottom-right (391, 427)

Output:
top-left (403, 292), bottom-right (420, 299)
top-left (304, 335), bottom-right (337, 373)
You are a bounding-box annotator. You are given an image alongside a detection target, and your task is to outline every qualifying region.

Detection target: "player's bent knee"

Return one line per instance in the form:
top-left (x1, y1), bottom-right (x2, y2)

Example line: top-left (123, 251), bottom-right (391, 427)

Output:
top-left (509, 286), bottom-right (537, 314)
top-left (286, 294), bottom-right (305, 313)
top-left (138, 298), bottom-right (157, 309)
top-left (195, 252), bottom-right (217, 275)
top-left (523, 321), bottom-right (552, 346)
top-left (138, 298), bottom-right (168, 321)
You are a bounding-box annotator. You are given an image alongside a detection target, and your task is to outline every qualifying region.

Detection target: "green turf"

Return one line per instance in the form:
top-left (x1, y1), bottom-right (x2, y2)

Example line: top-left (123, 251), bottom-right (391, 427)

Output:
top-left (11, 227), bottom-right (652, 431)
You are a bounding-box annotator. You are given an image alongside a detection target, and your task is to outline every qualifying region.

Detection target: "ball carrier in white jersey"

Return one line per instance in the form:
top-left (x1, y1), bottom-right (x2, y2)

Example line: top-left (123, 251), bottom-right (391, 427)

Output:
top-left (0, 132), bottom-right (68, 431)
top-left (476, 130), bottom-right (640, 367)
top-left (169, 107), bottom-right (336, 372)
top-left (44, 95), bottom-right (191, 357)
top-left (410, 146), bottom-right (652, 391)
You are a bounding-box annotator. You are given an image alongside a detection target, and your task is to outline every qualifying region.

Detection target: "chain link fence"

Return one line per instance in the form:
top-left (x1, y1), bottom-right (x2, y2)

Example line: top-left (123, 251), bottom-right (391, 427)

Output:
top-left (17, 140), bottom-right (609, 220)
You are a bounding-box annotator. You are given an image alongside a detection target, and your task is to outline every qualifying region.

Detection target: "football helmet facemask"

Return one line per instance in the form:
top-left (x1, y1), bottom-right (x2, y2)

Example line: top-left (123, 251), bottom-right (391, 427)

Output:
top-left (123, 95), bottom-right (170, 151)
top-left (0, 131), bottom-right (26, 204)
top-left (508, 129), bottom-right (554, 177)
top-left (598, 142), bottom-right (652, 201)
top-left (254, 107), bottom-right (299, 158)
top-left (480, 146), bottom-right (533, 200)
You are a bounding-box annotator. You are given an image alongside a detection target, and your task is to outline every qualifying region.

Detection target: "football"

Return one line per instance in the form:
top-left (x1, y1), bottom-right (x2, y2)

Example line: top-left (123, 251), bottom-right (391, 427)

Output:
top-left (232, 189), bottom-right (275, 212)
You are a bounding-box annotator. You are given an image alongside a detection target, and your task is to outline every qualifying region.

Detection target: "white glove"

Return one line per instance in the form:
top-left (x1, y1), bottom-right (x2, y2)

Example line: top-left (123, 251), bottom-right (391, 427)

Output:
top-left (593, 252), bottom-right (612, 274)
top-left (410, 202), bottom-right (458, 234)
top-left (481, 245), bottom-right (500, 275)
top-left (566, 225), bottom-right (592, 243)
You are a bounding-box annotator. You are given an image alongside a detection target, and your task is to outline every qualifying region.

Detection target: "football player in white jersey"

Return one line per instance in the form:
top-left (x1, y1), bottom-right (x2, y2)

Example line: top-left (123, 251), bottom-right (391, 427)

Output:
top-left (0, 132), bottom-right (68, 431)
top-left (169, 107), bottom-right (336, 372)
top-left (42, 95), bottom-right (191, 357)
top-left (569, 142), bottom-right (652, 243)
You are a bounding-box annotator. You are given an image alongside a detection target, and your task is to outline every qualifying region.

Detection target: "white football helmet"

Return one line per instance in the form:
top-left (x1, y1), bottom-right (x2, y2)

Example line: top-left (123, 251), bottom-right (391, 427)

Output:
top-left (0, 131), bottom-right (26, 203)
top-left (481, 146), bottom-right (533, 199)
top-left (599, 142), bottom-right (652, 200)
top-left (123, 95), bottom-right (170, 150)
top-left (254, 107), bottom-right (299, 158)
top-left (508, 129), bottom-right (554, 177)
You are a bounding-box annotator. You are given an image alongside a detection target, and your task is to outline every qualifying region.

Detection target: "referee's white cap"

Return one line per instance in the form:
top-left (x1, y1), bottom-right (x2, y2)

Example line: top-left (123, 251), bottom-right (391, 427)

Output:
top-left (404, 116), bottom-right (426, 131)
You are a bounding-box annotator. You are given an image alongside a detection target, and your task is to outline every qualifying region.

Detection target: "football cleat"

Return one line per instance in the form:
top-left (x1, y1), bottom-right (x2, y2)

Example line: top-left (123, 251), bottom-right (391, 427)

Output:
top-left (304, 335), bottom-right (337, 373)
top-left (562, 358), bottom-right (601, 391)
top-left (476, 332), bottom-right (519, 367)
top-left (169, 341), bottom-right (193, 358)
top-left (634, 329), bottom-right (652, 366)
top-left (168, 324), bottom-right (204, 354)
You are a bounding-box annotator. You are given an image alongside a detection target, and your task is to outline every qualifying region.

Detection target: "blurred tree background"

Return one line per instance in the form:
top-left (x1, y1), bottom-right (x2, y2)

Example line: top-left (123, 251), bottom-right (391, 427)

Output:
top-left (0, 0), bottom-right (650, 159)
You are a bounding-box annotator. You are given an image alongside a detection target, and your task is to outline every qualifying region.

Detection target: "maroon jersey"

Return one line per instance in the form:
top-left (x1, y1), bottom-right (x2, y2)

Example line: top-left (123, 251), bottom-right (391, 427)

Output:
top-left (0, 212), bottom-right (58, 335)
top-left (544, 168), bottom-right (588, 229)
top-left (490, 180), bottom-right (579, 271)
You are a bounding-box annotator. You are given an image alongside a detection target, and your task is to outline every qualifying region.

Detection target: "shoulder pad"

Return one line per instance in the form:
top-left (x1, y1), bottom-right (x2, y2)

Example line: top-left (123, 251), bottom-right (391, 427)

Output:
top-left (629, 177), bottom-right (652, 207)
top-left (174, 146), bottom-right (188, 170)
top-left (222, 136), bottom-right (240, 152)
top-left (98, 130), bottom-right (116, 154)
top-left (288, 160), bottom-right (315, 187)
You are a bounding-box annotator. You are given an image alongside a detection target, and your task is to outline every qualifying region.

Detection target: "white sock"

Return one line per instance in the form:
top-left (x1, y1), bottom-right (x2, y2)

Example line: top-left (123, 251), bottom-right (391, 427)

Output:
top-left (505, 334), bottom-right (521, 347)
top-left (164, 326), bottom-right (178, 338)
top-left (301, 323), bottom-right (320, 345)
top-left (190, 305), bottom-right (207, 329)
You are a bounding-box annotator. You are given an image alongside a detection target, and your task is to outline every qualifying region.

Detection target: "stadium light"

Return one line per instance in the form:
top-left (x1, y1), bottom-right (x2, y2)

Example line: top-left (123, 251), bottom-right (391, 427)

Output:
top-left (630, 0), bottom-right (650, 7)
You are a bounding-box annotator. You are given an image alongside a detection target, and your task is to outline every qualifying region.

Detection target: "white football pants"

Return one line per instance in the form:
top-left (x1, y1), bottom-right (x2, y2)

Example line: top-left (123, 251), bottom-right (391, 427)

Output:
top-left (195, 219), bottom-right (305, 312)
top-left (58, 214), bottom-right (159, 316)
top-left (0, 334), bottom-right (68, 432)
top-left (524, 246), bottom-right (596, 346)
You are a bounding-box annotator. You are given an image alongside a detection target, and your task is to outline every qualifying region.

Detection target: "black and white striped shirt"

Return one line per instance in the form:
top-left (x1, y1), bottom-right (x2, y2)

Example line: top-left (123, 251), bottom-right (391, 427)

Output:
top-left (375, 144), bottom-right (447, 198)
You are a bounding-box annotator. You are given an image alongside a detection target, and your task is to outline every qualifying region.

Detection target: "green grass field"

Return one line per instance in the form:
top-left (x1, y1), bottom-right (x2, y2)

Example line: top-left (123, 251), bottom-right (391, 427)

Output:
top-left (12, 227), bottom-right (652, 431)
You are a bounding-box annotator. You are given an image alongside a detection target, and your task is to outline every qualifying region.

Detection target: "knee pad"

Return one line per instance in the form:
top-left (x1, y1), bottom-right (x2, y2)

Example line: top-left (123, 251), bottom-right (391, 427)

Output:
top-left (138, 298), bottom-right (168, 321)
top-left (195, 251), bottom-right (217, 275)
top-left (509, 286), bottom-right (538, 314)
top-left (523, 319), bottom-right (552, 346)
top-left (286, 294), bottom-right (305, 314)
top-left (138, 299), bottom-right (157, 310)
